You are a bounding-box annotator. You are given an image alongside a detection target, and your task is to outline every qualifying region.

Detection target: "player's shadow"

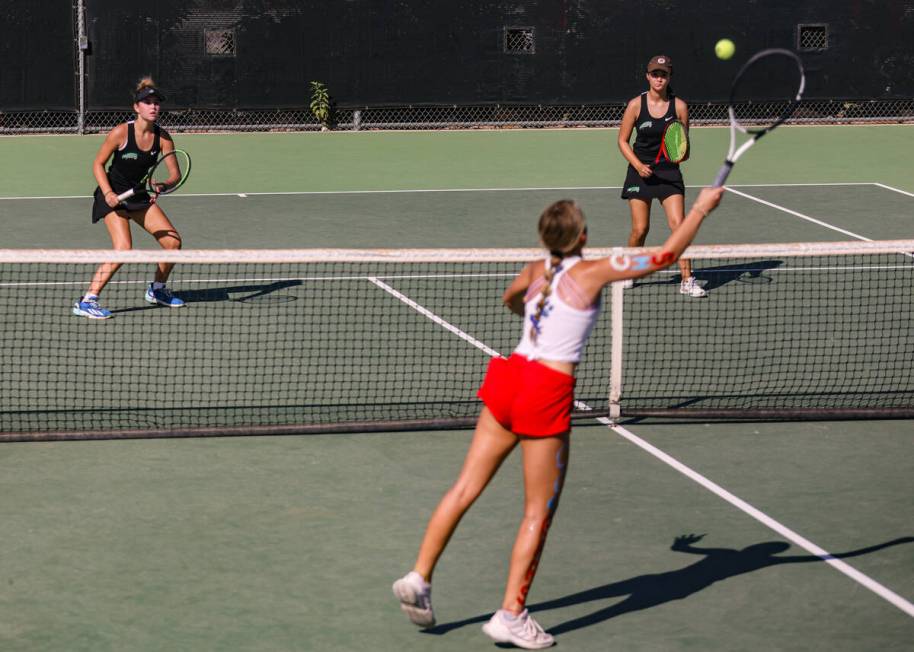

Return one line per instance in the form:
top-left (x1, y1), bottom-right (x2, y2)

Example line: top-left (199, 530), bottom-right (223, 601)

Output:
top-left (421, 534), bottom-right (913, 636)
top-left (110, 279), bottom-right (302, 313)
top-left (176, 279), bottom-right (302, 304)
top-left (632, 259), bottom-right (783, 292)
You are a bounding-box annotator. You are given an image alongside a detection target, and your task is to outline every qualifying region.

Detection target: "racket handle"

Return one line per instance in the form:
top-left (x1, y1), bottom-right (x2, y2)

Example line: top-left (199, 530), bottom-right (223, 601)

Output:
top-left (115, 188), bottom-right (136, 202)
top-left (712, 161), bottom-right (734, 188)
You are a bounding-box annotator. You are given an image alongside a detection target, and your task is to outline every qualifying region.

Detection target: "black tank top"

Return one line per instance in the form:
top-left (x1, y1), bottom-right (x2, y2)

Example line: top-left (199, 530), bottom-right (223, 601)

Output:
top-left (106, 121), bottom-right (160, 193)
top-left (632, 92), bottom-right (678, 169)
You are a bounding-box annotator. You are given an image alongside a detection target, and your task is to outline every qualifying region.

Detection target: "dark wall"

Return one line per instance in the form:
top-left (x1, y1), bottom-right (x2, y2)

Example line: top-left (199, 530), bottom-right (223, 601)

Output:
top-left (0, 2), bottom-right (75, 110)
top-left (6, 1), bottom-right (913, 111)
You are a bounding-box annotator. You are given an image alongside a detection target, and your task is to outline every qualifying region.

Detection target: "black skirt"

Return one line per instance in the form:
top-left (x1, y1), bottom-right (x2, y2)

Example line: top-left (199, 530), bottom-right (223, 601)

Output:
top-left (91, 186), bottom-right (152, 223)
top-left (620, 164), bottom-right (685, 202)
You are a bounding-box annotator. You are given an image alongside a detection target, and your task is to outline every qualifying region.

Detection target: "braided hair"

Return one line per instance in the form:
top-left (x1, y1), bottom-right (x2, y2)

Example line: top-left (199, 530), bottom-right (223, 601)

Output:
top-left (529, 200), bottom-right (587, 343)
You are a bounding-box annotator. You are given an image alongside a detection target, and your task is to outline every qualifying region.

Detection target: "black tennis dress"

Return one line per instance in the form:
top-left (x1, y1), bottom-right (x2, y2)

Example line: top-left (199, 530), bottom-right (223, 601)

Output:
top-left (91, 121), bottom-right (160, 222)
top-left (620, 92), bottom-right (685, 202)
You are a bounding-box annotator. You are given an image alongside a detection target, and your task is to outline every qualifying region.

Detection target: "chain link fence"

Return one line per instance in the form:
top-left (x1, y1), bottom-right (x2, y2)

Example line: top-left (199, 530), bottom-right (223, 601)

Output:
top-left (2, 99), bottom-right (913, 135)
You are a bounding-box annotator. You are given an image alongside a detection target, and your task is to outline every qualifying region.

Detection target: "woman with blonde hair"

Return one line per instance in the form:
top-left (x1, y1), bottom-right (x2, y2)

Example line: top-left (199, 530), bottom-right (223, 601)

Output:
top-left (393, 186), bottom-right (725, 649)
top-left (73, 77), bottom-right (184, 319)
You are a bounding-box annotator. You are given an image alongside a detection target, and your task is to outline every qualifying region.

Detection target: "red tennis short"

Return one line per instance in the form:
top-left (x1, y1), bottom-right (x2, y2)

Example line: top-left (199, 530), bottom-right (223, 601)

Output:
top-left (477, 353), bottom-right (576, 437)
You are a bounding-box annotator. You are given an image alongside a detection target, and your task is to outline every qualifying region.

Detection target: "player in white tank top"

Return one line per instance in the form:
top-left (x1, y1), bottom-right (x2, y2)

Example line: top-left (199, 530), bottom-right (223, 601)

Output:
top-left (514, 256), bottom-right (600, 363)
top-left (394, 188), bottom-right (725, 649)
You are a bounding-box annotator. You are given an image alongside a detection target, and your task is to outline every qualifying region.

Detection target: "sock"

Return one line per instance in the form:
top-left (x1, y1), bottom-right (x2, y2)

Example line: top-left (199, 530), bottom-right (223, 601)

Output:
top-left (82, 293), bottom-right (98, 302)
top-left (151, 281), bottom-right (165, 291)
top-left (501, 610), bottom-right (519, 621)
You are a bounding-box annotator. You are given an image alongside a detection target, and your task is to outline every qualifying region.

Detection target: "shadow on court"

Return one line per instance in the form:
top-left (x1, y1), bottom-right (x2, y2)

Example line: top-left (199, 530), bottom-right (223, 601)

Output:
top-left (110, 280), bottom-right (302, 314)
top-left (632, 259), bottom-right (783, 292)
top-left (422, 534), bottom-right (913, 637)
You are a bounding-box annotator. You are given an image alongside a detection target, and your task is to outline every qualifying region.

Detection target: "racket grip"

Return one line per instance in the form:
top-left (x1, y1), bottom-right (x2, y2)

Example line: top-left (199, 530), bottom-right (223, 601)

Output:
top-left (712, 161), bottom-right (734, 188)
top-left (115, 188), bottom-right (136, 202)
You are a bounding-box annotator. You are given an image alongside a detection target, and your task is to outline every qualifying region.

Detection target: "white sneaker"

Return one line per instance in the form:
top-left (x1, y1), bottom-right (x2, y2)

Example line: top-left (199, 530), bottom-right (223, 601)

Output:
top-left (679, 276), bottom-right (707, 298)
top-left (392, 571), bottom-right (435, 627)
top-left (621, 278), bottom-right (634, 289)
top-left (482, 609), bottom-right (554, 649)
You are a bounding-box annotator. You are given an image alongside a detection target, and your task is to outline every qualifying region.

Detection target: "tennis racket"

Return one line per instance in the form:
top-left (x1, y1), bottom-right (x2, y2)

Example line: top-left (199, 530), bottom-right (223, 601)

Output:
top-left (654, 120), bottom-right (688, 164)
top-left (713, 49), bottom-right (805, 187)
top-left (116, 149), bottom-right (192, 203)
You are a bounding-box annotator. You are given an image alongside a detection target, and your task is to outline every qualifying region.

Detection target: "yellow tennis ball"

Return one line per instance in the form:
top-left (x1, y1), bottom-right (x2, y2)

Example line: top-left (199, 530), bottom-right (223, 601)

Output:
top-left (715, 38), bottom-right (735, 60)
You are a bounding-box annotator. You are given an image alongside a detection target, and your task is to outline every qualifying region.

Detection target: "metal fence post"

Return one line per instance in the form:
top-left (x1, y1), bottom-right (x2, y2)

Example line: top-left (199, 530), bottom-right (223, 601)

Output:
top-left (76, 0), bottom-right (88, 134)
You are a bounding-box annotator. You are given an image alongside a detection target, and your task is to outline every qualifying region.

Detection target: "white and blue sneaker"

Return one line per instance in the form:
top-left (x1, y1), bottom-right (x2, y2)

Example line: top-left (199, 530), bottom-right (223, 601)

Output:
top-left (72, 297), bottom-right (112, 320)
top-left (482, 609), bottom-right (554, 649)
top-left (679, 276), bottom-right (708, 298)
top-left (392, 571), bottom-right (435, 627)
top-left (144, 283), bottom-right (185, 308)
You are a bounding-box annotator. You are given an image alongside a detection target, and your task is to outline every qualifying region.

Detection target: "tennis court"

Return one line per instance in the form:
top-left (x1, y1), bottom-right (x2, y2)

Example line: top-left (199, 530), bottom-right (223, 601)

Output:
top-left (0, 126), bottom-right (912, 650)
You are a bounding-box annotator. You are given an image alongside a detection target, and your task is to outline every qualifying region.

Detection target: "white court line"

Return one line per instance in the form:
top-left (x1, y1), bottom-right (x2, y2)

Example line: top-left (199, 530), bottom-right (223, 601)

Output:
top-left (0, 182), bottom-right (877, 201)
top-left (873, 182), bottom-right (914, 199)
top-left (367, 275), bottom-right (914, 619)
top-left (10, 264), bottom-right (913, 289)
top-left (6, 264), bottom-right (911, 289)
top-left (0, 272), bottom-right (517, 289)
top-left (725, 187), bottom-right (874, 241)
top-left (0, 194), bottom-right (88, 200)
top-left (367, 276), bottom-right (502, 357)
top-left (606, 421), bottom-right (914, 618)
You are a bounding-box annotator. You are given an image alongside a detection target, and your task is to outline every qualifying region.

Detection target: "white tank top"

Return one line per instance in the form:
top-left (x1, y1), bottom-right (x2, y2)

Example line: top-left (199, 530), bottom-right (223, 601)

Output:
top-left (514, 256), bottom-right (601, 363)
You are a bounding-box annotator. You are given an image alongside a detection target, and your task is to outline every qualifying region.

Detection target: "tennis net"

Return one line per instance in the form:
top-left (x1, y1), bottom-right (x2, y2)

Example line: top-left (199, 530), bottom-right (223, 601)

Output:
top-left (1, 241), bottom-right (913, 441)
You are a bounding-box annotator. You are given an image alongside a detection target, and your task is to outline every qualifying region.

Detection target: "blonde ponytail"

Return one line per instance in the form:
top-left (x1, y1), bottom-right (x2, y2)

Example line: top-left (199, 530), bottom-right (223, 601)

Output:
top-left (529, 200), bottom-right (586, 343)
top-left (135, 76), bottom-right (156, 93)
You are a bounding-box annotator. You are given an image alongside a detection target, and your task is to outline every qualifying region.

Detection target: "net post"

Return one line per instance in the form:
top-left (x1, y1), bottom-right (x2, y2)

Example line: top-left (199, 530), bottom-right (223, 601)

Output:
top-left (608, 278), bottom-right (625, 421)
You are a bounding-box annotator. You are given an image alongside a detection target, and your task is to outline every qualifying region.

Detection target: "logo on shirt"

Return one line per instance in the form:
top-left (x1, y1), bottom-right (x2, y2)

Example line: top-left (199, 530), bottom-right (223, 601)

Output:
top-left (122, 152), bottom-right (138, 160)
top-left (638, 120), bottom-right (653, 130)
top-left (665, 116), bottom-right (674, 122)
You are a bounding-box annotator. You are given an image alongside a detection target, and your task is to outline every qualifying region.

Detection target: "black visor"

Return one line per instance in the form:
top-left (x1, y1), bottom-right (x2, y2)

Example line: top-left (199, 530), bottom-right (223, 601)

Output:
top-left (134, 87), bottom-right (166, 103)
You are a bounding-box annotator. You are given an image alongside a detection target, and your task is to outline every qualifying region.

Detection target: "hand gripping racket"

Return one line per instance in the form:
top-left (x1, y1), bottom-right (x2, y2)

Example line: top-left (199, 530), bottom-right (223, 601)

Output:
top-left (713, 49), bottom-right (805, 187)
top-left (116, 149), bottom-right (192, 203)
top-left (654, 120), bottom-right (689, 164)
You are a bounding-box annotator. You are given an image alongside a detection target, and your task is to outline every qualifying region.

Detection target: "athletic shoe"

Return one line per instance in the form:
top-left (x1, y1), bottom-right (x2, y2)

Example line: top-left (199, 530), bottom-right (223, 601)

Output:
top-left (72, 299), bottom-right (112, 319)
top-left (392, 571), bottom-right (435, 627)
top-left (482, 609), bottom-right (554, 649)
top-left (621, 279), bottom-right (634, 289)
top-left (144, 284), bottom-right (185, 307)
top-left (679, 276), bottom-right (707, 298)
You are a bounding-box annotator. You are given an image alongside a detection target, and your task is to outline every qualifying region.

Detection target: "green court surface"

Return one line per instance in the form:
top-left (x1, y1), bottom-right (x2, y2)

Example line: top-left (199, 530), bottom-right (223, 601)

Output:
top-left (0, 125), bottom-right (912, 650)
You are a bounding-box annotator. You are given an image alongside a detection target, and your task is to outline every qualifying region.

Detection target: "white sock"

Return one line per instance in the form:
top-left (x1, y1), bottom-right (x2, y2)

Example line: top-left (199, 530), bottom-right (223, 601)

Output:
top-left (82, 293), bottom-right (98, 302)
top-left (151, 281), bottom-right (165, 290)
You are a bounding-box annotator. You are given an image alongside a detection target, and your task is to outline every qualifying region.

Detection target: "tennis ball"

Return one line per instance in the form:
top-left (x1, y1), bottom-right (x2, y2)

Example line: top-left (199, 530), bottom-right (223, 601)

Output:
top-left (715, 38), bottom-right (735, 60)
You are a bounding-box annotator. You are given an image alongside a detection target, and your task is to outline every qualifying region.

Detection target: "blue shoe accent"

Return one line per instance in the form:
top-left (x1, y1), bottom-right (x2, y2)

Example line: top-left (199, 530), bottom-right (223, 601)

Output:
top-left (144, 284), bottom-right (185, 307)
top-left (72, 299), bottom-right (112, 319)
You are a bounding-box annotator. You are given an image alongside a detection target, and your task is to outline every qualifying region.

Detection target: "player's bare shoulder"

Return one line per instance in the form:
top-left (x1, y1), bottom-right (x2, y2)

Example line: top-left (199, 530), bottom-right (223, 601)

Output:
top-left (108, 122), bottom-right (128, 141)
top-left (158, 128), bottom-right (176, 152)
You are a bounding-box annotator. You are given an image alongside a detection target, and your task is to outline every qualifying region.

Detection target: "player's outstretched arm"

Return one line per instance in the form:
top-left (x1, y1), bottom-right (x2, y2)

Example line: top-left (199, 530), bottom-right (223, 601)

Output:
top-left (589, 186), bottom-right (725, 286)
